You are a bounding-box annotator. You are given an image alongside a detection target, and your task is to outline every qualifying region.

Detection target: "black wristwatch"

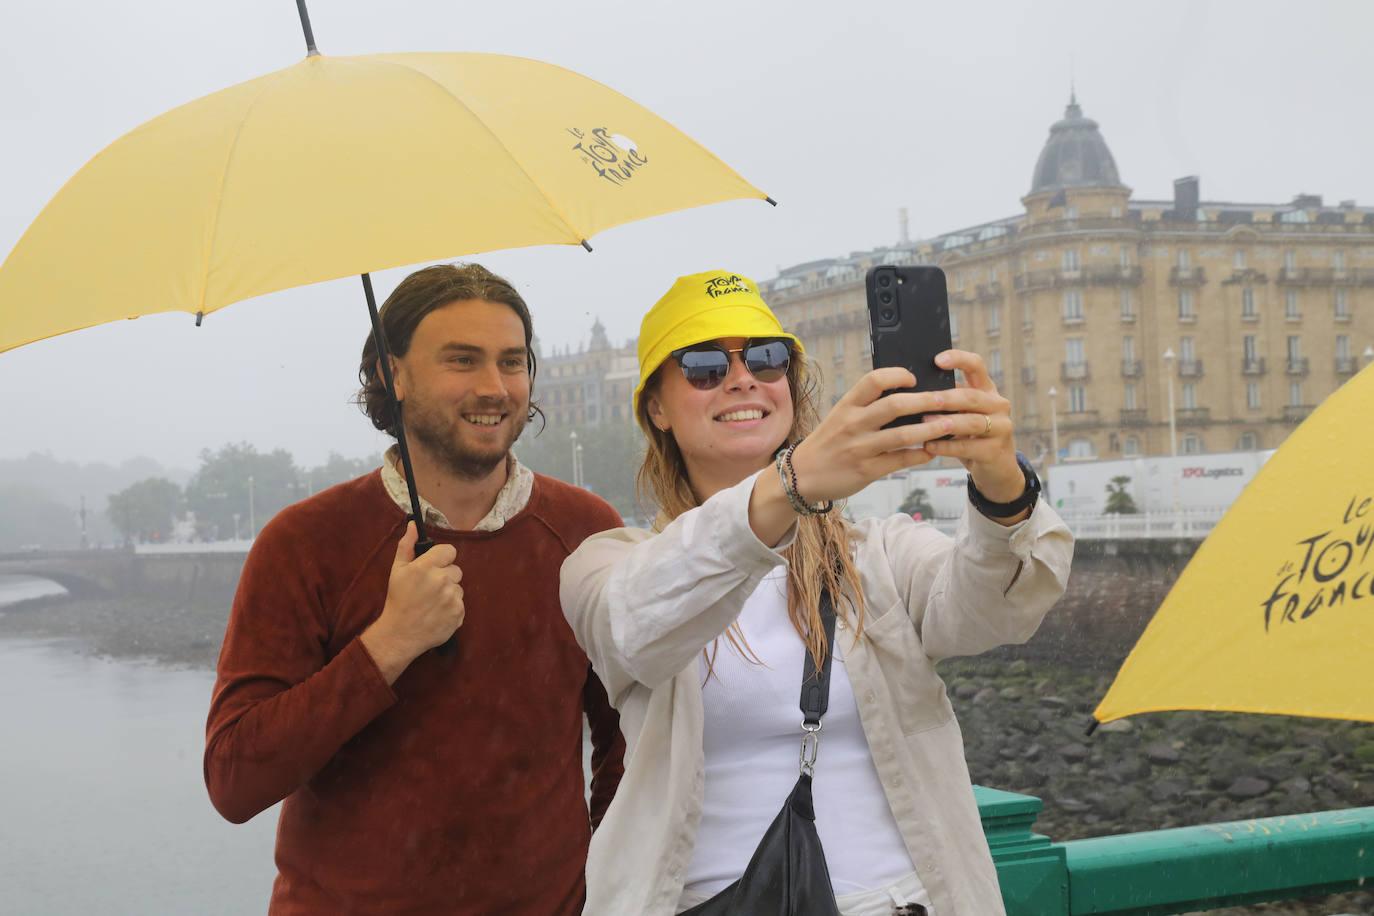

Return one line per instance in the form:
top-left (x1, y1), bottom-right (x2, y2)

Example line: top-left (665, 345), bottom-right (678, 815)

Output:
top-left (967, 452), bottom-right (1041, 519)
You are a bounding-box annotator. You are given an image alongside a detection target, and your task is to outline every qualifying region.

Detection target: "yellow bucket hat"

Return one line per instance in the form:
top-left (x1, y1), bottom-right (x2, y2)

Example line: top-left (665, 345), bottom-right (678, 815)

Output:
top-left (633, 269), bottom-right (803, 414)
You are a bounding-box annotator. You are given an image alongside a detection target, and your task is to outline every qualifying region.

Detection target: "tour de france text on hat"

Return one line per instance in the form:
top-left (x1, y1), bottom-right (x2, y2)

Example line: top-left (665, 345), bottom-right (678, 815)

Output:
top-left (633, 270), bottom-right (803, 413)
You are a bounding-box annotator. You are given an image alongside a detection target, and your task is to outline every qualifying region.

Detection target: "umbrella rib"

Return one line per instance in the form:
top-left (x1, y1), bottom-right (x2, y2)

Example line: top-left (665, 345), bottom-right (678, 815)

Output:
top-left (197, 70), bottom-right (294, 316)
top-left (362, 56), bottom-right (591, 246)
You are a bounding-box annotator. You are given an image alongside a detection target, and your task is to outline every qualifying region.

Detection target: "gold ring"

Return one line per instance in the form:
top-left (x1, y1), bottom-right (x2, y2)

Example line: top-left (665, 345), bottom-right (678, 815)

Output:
top-left (982, 414), bottom-right (994, 437)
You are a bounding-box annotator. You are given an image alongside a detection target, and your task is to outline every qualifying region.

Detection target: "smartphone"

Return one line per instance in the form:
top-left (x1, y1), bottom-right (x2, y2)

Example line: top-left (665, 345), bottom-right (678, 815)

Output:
top-left (865, 265), bottom-right (956, 430)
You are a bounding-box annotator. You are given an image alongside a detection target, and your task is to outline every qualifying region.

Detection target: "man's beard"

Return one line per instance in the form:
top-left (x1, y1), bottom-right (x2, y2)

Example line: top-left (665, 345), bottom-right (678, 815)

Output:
top-left (403, 394), bottom-right (528, 482)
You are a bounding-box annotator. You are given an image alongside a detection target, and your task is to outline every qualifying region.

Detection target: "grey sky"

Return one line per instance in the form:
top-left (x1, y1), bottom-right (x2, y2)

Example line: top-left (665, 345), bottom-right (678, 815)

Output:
top-left (2, 0), bottom-right (1370, 469)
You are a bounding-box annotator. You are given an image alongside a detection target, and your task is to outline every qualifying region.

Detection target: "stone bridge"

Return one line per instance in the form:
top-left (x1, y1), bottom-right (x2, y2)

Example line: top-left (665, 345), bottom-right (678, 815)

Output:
top-left (0, 548), bottom-right (247, 606)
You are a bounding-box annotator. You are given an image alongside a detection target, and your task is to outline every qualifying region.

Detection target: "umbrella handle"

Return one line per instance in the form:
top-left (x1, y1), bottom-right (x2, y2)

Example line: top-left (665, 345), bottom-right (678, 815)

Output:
top-left (362, 273), bottom-right (459, 659)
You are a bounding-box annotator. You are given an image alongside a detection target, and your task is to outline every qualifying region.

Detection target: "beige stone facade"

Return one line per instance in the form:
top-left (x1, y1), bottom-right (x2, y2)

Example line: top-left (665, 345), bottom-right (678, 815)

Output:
top-left (760, 97), bottom-right (1374, 463)
top-left (535, 319), bottom-right (639, 428)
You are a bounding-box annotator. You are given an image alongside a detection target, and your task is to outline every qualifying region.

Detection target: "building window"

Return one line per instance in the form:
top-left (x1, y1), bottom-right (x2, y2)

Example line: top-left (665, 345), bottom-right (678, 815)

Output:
top-left (1334, 250), bottom-right (1346, 271)
top-left (1023, 298), bottom-right (1035, 328)
top-left (1289, 380), bottom-right (1303, 406)
top-left (1287, 335), bottom-right (1302, 362)
top-left (1247, 382), bottom-right (1261, 410)
top-left (1177, 248), bottom-right (1191, 269)
top-left (1234, 249), bottom-right (1246, 270)
top-left (1179, 336), bottom-right (1195, 363)
top-left (1119, 246), bottom-right (1131, 268)
top-left (1182, 382), bottom-right (1197, 410)
top-left (1285, 290), bottom-right (1300, 319)
top-left (1065, 337), bottom-right (1086, 366)
top-left (834, 336), bottom-right (846, 361)
top-left (1242, 287), bottom-right (1257, 319)
top-left (1178, 289), bottom-right (1196, 320)
top-left (1063, 290), bottom-right (1084, 321)
top-left (986, 305), bottom-right (1001, 334)
top-left (989, 349), bottom-right (1002, 377)
top-left (989, 267), bottom-right (999, 282)
top-left (1124, 383), bottom-right (1137, 410)
top-left (1123, 436), bottom-right (1141, 457)
top-left (1238, 432), bottom-right (1259, 451)
top-left (1068, 384), bottom-right (1087, 413)
top-left (1182, 434), bottom-right (1203, 455)
top-left (1284, 249), bottom-right (1297, 271)
top-left (1063, 248), bottom-right (1080, 271)
top-left (949, 307), bottom-right (960, 340)
top-left (1335, 289), bottom-right (1350, 320)
top-left (1120, 288), bottom-right (1134, 320)
top-left (1068, 437), bottom-right (1095, 459)
top-left (1122, 335), bottom-right (1136, 362)
top-left (1337, 335), bottom-right (1351, 361)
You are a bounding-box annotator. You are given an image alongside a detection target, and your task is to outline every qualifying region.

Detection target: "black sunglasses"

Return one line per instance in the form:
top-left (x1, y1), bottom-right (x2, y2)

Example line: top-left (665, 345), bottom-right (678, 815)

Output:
top-left (670, 338), bottom-right (793, 390)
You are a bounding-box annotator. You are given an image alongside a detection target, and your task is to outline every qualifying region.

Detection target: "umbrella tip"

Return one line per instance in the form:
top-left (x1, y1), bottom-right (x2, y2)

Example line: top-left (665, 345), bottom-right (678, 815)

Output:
top-left (765, 196), bottom-right (778, 207)
top-left (1084, 718), bottom-right (1100, 738)
top-left (195, 312), bottom-right (204, 327)
top-left (580, 240), bottom-right (593, 253)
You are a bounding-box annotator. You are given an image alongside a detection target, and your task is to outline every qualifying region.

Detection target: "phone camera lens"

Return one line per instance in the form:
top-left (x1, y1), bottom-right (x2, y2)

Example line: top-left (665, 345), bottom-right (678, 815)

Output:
top-left (879, 291), bottom-right (893, 305)
top-left (881, 308), bottom-right (895, 323)
top-left (878, 274), bottom-right (892, 289)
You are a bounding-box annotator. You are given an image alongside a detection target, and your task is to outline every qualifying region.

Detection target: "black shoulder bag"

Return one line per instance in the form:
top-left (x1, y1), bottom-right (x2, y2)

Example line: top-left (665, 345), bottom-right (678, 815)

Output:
top-left (679, 589), bottom-right (843, 916)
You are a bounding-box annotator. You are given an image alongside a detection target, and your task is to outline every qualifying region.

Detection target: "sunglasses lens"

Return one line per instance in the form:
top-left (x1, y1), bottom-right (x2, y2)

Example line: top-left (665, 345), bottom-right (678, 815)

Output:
top-left (745, 340), bottom-right (791, 382)
top-left (678, 348), bottom-right (730, 389)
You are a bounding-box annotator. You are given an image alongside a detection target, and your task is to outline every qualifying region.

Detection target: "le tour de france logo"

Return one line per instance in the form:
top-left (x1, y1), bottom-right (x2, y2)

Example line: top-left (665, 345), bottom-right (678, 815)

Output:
top-left (705, 274), bottom-right (751, 299)
top-left (568, 128), bottom-right (649, 187)
top-left (1261, 493), bottom-right (1374, 632)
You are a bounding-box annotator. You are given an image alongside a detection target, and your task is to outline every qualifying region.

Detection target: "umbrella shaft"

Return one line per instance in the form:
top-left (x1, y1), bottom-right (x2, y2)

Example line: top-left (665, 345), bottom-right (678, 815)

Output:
top-left (295, 0), bottom-right (320, 56)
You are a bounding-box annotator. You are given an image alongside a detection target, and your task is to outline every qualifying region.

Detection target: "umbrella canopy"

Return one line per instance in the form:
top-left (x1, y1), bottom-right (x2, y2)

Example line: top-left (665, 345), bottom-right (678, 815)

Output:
top-left (1093, 365), bottom-right (1374, 726)
top-left (0, 51), bottom-right (767, 353)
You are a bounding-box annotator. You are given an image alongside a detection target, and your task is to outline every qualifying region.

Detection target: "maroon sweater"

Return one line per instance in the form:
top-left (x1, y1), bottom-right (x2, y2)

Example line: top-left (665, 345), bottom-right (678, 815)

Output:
top-left (204, 471), bottom-right (625, 915)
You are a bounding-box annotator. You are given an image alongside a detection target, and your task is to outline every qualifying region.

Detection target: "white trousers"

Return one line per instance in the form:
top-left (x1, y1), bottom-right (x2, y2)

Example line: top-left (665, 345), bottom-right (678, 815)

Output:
top-left (675, 870), bottom-right (935, 916)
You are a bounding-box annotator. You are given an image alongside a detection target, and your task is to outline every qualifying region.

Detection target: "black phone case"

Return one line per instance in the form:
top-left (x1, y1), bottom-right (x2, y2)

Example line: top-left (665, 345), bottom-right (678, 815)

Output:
top-left (865, 265), bottom-right (957, 429)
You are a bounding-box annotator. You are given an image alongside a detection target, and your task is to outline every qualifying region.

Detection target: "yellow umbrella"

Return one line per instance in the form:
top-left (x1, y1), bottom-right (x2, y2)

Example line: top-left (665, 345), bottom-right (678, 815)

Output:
top-left (1092, 364), bottom-right (1374, 727)
top-left (0, 3), bottom-right (771, 651)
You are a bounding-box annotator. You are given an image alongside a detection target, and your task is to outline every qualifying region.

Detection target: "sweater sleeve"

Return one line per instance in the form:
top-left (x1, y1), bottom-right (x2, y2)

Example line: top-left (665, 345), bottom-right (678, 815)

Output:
top-left (879, 498), bottom-right (1074, 662)
top-left (581, 666), bottom-right (625, 830)
top-left (203, 517), bottom-right (398, 824)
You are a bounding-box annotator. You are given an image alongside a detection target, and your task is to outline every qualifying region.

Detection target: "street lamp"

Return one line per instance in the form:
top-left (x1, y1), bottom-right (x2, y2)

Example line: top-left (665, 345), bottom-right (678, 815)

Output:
top-left (569, 430), bottom-right (580, 487)
top-left (1162, 347), bottom-right (1178, 458)
top-left (247, 475), bottom-right (256, 540)
top-left (1047, 385), bottom-right (1059, 465)
top-left (576, 443), bottom-right (585, 489)
top-left (1363, 345), bottom-right (1374, 367)
top-left (232, 512), bottom-right (242, 542)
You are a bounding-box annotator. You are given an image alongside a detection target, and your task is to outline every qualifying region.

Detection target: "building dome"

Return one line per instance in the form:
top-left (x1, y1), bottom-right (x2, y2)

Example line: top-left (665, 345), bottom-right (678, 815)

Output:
top-left (1029, 93), bottom-right (1125, 195)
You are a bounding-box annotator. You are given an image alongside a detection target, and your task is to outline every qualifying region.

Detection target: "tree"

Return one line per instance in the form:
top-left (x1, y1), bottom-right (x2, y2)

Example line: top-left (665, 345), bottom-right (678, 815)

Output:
top-left (106, 477), bottom-right (183, 544)
top-left (1104, 475), bottom-right (1140, 515)
top-left (898, 486), bottom-right (934, 520)
top-left (304, 451), bottom-right (384, 494)
top-left (184, 443), bottom-right (300, 540)
top-left (0, 485), bottom-right (80, 551)
top-left (515, 420), bottom-right (645, 521)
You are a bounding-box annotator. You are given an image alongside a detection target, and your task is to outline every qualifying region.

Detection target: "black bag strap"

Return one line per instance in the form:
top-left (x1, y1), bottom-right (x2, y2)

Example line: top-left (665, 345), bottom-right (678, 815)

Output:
top-left (798, 589), bottom-right (837, 776)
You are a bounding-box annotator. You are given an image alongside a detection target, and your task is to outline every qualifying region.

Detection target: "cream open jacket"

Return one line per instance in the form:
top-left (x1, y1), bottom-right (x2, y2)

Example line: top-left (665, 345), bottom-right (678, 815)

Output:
top-left (560, 472), bottom-right (1074, 916)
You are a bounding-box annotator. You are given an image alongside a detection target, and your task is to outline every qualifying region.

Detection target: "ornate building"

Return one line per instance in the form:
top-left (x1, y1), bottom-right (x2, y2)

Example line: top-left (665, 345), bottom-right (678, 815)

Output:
top-left (760, 94), bottom-right (1374, 462)
top-left (535, 319), bottom-right (639, 428)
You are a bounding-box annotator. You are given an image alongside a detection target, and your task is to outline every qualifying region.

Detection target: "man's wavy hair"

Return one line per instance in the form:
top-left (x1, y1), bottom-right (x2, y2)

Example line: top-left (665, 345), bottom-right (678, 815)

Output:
top-left (357, 263), bottom-right (544, 438)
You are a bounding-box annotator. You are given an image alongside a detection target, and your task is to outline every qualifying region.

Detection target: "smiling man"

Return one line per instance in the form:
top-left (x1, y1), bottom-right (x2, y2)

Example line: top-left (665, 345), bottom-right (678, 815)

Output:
top-left (204, 263), bottom-right (625, 915)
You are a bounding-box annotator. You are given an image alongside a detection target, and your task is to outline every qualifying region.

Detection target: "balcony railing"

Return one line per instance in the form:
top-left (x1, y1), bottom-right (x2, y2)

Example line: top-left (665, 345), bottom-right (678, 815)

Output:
top-left (1021, 366), bottom-right (1036, 385)
top-left (1222, 267), bottom-right (1269, 285)
top-left (1061, 361), bottom-right (1090, 381)
top-left (1286, 357), bottom-right (1310, 376)
top-left (1335, 356), bottom-right (1358, 375)
top-left (1283, 404), bottom-right (1314, 423)
top-left (1279, 266), bottom-right (1334, 286)
top-left (1176, 407), bottom-right (1211, 426)
top-left (976, 281), bottom-right (1004, 302)
top-left (1060, 409), bottom-right (1101, 428)
top-left (1169, 266), bottom-right (1207, 286)
top-left (1177, 359), bottom-right (1204, 378)
top-left (1119, 408), bottom-right (1150, 426)
top-left (1120, 359), bottom-right (1142, 378)
top-left (1242, 357), bottom-right (1267, 375)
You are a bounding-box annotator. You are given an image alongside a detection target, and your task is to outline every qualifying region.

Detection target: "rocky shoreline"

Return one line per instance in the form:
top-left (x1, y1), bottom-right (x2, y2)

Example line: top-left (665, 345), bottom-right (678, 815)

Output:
top-left (4, 594), bottom-right (1371, 914)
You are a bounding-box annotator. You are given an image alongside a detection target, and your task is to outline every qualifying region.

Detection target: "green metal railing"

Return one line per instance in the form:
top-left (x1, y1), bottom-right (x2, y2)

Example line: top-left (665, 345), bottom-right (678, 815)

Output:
top-left (975, 786), bottom-right (1374, 914)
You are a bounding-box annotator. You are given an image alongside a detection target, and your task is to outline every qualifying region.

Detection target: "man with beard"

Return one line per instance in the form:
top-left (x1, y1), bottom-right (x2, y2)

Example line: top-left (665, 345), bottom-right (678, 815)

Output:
top-left (204, 263), bottom-right (626, 915)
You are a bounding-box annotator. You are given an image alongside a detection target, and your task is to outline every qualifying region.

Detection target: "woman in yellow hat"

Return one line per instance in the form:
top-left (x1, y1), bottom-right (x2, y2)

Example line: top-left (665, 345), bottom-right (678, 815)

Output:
top-left (560, 270), bottom-right (1073, 916)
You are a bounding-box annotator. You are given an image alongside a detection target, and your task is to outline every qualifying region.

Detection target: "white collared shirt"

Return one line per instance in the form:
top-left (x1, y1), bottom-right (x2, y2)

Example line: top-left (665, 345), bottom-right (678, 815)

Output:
top-left (379, 446), bottom-right (533, 532)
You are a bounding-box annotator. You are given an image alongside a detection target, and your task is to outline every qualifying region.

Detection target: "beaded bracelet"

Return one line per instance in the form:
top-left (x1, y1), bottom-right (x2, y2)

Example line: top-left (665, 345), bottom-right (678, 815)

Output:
top-left (775, 443), bottom-right (834, 516)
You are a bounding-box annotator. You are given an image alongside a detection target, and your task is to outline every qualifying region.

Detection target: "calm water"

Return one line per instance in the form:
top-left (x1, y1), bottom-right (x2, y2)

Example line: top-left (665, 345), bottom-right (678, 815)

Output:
top-left (0, 574), bottom-right (278, 914)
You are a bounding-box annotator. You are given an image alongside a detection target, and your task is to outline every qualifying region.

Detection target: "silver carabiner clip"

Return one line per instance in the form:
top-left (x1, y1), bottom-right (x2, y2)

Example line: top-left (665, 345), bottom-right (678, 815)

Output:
top-left (799, 721), bottom-right (822, 776)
